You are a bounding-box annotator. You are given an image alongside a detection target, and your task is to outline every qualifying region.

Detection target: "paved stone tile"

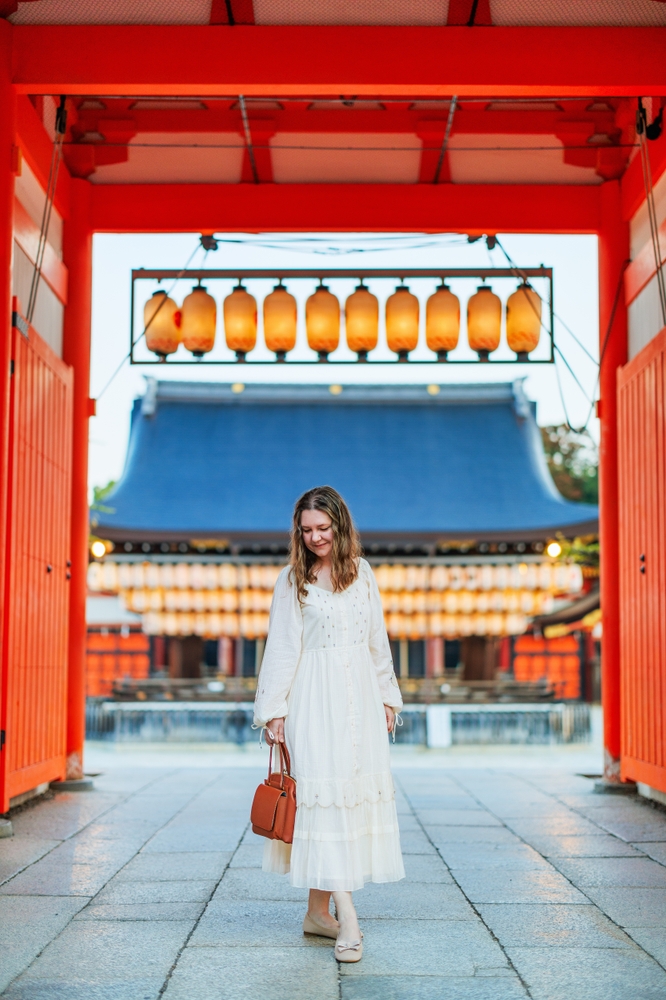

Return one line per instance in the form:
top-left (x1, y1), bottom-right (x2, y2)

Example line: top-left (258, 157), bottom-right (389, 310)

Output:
top-left (523, 834), bottom-right (643, 858)
top-left (395, 830), bottom-right (437, 854)
top-left (413, 809), bottom-right (503, 827)
top-left (437, 843), bottom-right (551, 872)
top-left (504, 815), bottom-right (602, 838)
top-left (552, 856), bottom-right (666, 888)
top-left (625, 926), bottom-right (666, 968)
top-left (228, 844), bottom-right (264, 868)
top-left (506, 945), bottom-right (666, 1000)
top-left (94, 878), bottom-right (217, 904)
top-left (115, 850), bottom-right (232, 882)
top-left (477, 902), bottom-right (633, 948)
top-left (354, 882), bottom-right (477, 920)
top-left (189, 898), bottom-right (325, 947)
top-left (633, 842), bottom-right (666, 865)
top-left (42, 837), bottom-right (139, 867)
top-left (426, 825), bottom-right (519, 846)
top-left (582, 887), bottom-right (666, 927)
top-left (340, 975), bottom-right (529, 999)
top-left (141, 823), bottom-right (247, 853)
top-left (2, 918), bottom-right (193, 1000)
top-left (212, 867), bottom-right (308, 903)
top-left (0, 895), bottom-right (90, 993)
top-left (338, 918), bottom-right (509, 977)
top-left (0, 861), bottom-right (122, 897)
top-left (402, 853), bottom-right (452, 882)
top-left (0, 837), bottom-right (59, 885)
top-left (162, 944), bottom-right (340, 1000)
top-left (592, 817), bottom-right (666, 843)
top-left (406, 795), bottom-right (481, 810)
top-left (74, 901), bottom-right (206, 921)
top-left (453, 869), bottom-right (588, 905)
top-left (9, 794), bottom-right (121, 841)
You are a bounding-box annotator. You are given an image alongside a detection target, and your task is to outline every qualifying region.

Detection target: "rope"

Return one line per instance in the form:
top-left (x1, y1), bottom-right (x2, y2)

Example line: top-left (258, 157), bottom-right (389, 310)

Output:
top-left (26, 97), bottom-right (67, 325)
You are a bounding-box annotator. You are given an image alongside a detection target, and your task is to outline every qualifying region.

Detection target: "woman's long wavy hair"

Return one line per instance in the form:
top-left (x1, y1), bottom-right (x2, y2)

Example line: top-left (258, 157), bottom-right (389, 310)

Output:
top-left (289, 486), bottom-right (361, 602)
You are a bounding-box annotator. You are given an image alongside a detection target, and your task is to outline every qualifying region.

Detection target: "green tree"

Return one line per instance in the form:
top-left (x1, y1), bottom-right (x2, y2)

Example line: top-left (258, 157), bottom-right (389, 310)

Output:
top-left (540, 425), bottom-right (598, 504)
top-left (90, 479), bottom-right (116, 529)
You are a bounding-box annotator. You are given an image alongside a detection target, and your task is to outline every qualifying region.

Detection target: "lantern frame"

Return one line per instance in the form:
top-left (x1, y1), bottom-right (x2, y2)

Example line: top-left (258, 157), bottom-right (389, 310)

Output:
top-left (131, 268), bottom-right (553, 365)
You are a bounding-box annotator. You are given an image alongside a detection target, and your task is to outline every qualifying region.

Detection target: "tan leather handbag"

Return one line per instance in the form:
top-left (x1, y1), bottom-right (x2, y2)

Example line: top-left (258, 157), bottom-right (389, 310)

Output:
top-left (251, 742), bottom-right (297, 843)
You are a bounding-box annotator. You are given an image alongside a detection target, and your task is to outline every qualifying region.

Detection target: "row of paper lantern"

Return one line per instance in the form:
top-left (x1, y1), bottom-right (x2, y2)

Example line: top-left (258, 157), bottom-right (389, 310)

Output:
top-left (89, 561), bottom-right (582, 596)
top-left (142, 611), bottom-right (270, 639)
top-left (88, 561), bottom-right (282, 593)
top-left (140, 610), bottom-right (528, 639)
top-left (387, 612), bottom-right (529, 639)
top-left (374, 563), bottom-right (582, 594)
top-left (143, 280), bottom-right (542, 362)
top-left (121, 586), bottom-right (553, 616)
top-left (381, 590), bottom-right (554, 616)
top-left (122, 587), bottom-right (274, 614)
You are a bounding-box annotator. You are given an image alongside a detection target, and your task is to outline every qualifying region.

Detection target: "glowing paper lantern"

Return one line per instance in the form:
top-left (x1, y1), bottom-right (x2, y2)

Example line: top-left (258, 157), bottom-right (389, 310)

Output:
top-left (144, 290), bottom-right (181, 359)
top-left (306, 285), bottom-right (340, 360)
top-left (181, 285), bottom-right (217, 357)
top-left (264, 283), bottom-right (297, 361)
top-left (386, 286), bottom-right (419, 361)
top-left (224, 284), bottom-right (257, 361)
top-left (506, 283), bottom-right (541, 360)
top-left (467, 285), bottom-right (501, 360)
top-left (345, 284), bottom-right (378, 361)
top-left (426, 284), bottom-right (460, 360)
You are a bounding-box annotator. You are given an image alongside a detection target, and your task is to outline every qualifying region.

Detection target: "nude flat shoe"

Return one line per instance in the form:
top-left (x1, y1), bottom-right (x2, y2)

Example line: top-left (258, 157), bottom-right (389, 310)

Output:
top-left (303, 913), bottom-right (340, 940)
top-left (335, 936), bottom-right (363, 963)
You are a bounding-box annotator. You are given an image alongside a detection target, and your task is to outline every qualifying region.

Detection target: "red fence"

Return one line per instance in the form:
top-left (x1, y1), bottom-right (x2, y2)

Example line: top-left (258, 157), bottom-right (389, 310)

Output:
top-left (618, 326), bottom-right (666, 794)
top-left (87, 628), bottom-right (150, 697)
top-left (0, 320), bottom-right (72, 811)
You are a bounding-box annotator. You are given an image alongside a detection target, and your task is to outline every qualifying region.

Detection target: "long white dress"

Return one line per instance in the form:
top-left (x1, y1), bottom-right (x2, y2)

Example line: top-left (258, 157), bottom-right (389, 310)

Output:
top-left (253, 558), bottom-right (405, 892)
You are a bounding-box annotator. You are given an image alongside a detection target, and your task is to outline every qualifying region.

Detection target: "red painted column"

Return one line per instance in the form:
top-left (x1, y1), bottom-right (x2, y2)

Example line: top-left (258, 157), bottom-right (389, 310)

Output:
top-left (598, 180), bottom-right (629, 783)
top-left (62, 179), bottom-right (93, 780)
top-left (0, 24), bottom-right (16, 805)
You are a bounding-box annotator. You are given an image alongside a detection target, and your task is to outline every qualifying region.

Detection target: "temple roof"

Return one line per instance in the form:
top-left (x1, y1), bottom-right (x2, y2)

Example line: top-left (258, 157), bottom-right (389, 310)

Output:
top-left (95, 380), bottom-right (598, 546)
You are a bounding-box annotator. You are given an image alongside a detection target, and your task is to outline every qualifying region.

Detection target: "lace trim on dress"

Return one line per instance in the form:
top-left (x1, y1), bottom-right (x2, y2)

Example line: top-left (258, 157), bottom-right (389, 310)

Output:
top-left (297, 771), bottom-right (396, 809)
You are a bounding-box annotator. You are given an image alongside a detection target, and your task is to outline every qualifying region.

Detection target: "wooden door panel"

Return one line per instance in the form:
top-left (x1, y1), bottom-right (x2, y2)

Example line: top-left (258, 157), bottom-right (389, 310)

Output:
top-left (618, 327), bottom-right (666, 791)
top-left (0, 321), bottom-right (73, 810)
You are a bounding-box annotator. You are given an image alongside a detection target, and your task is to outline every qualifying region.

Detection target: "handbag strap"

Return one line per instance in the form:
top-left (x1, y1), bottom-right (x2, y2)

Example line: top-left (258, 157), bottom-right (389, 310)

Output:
top-left (266, 741), bottom-right (293, 786)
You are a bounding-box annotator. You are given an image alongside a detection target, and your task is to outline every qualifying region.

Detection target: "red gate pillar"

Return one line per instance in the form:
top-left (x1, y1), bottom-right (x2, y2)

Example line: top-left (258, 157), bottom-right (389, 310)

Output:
top-left (0, 24), bottom-right (16, 793)
top-left (598, 180), bottom-right (629, 783)
top-left (62, 179), bottom-right (93, 780)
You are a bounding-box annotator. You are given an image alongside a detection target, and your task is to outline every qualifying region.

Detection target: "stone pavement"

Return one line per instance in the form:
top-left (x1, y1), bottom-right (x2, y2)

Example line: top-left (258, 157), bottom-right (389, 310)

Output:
top-left (1, 749), bottom-right (666, 999)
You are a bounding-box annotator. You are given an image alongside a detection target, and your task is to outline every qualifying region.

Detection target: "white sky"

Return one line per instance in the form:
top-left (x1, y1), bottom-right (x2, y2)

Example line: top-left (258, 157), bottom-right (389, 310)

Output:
top-left (89, 232), bottom-right (600, 494)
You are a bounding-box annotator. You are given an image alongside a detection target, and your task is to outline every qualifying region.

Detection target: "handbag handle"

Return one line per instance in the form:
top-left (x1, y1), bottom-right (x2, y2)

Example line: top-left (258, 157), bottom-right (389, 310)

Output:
top-left (267, 741), bottom-right (292, 787)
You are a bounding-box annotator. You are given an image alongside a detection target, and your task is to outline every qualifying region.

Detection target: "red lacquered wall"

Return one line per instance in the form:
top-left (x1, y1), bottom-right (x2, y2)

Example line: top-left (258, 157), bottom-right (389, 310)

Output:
top-left (618, 326), bottom-right (666, 794)
top-left (0, 320), bottom-right (73, 811)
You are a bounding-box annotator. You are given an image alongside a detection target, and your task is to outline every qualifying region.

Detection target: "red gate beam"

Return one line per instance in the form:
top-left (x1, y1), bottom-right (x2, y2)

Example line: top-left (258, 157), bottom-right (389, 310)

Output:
top-left (10, 26), bottom-right (666, 98)
top-left (90, 182), bottom-right (601, 235)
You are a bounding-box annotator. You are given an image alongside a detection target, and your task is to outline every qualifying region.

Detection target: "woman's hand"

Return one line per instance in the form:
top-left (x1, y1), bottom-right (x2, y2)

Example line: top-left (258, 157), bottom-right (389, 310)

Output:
top-left (384, 705), bottom-right (395, 734)
top-left (266, 717), bottom-right (285, 745)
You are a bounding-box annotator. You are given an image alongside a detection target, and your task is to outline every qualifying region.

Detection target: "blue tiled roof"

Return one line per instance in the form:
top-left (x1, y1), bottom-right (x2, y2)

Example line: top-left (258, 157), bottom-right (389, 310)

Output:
top-left (96, 380), bottom-right (598, 543)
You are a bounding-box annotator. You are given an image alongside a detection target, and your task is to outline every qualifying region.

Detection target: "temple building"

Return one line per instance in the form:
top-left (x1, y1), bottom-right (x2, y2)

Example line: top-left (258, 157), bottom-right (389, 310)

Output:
top-left (88, 380), bottom-right (597, 701)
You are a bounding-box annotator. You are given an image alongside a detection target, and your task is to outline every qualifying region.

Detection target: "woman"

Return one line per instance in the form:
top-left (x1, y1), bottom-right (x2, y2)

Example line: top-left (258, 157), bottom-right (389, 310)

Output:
top-left (253, 485), bottom-right (404, 964)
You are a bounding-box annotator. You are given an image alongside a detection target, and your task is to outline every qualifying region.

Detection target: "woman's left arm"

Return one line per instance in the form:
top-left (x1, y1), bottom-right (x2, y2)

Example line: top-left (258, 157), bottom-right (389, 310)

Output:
top-left (364, 561), bottom-right (403, 712)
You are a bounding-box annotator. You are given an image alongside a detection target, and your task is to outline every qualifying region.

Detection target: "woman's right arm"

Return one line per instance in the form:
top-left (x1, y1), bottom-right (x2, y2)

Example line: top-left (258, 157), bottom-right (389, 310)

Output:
top-left (253, 567), bottom-right (303, 729)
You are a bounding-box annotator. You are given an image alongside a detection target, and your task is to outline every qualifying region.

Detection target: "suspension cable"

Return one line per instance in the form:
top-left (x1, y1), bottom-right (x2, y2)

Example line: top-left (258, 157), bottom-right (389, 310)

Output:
top-left (26, 97), bottom-right (67, 325)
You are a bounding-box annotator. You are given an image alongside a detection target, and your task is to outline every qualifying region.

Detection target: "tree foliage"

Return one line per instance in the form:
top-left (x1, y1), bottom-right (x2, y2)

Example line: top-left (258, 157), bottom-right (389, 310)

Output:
top-left (540, 425), bottom-right (598, 504)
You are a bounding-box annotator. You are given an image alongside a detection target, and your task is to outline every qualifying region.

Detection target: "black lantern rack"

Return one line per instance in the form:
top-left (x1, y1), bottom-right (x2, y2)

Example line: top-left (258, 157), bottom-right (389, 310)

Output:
top-left (130, 267), bottom-right (554, 365)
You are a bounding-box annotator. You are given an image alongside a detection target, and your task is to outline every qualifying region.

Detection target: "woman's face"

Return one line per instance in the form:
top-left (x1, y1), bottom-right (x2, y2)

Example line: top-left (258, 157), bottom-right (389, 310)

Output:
top-left (300, 508), bottom-right (334, 561)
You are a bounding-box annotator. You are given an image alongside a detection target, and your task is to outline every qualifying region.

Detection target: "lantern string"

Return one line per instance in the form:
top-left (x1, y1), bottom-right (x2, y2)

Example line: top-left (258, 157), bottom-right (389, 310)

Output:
top-left (96, 239), bottom-right (206, 402)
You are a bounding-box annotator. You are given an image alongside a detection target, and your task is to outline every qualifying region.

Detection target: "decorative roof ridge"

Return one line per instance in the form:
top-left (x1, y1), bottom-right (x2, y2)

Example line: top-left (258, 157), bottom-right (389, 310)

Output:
top-left (140, 377), bottom-right (520, 414)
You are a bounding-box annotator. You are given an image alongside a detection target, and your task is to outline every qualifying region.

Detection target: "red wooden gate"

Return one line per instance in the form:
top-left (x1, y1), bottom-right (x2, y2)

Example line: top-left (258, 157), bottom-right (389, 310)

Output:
top-left (0, 315), bottom-right (73, 811)
top-left (618, 326), bottom-right (666, 793)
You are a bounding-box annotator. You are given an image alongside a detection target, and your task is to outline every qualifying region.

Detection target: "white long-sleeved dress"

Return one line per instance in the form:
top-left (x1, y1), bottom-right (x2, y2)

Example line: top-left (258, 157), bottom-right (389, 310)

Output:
top-left (253, 558), bottom-right (405, 892)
